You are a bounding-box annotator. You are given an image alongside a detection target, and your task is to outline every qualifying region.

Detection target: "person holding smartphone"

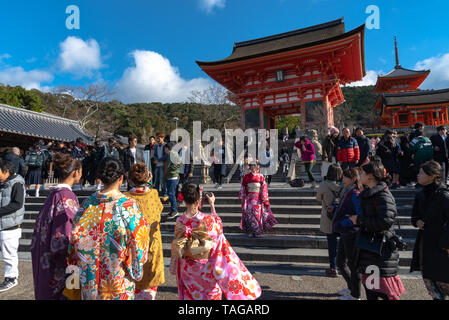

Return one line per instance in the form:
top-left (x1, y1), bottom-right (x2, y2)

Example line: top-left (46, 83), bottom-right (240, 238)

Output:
top-left (170, 183), bottom-right (262, 300)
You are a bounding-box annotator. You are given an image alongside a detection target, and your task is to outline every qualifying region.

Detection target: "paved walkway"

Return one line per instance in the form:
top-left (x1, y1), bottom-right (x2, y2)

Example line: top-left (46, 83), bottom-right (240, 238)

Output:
top-left (0, 258), bottom-right (431, 300)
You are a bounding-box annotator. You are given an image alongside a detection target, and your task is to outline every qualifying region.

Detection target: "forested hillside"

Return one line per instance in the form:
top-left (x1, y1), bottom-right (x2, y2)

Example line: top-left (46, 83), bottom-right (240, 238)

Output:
top-left (0, 83), bottom-right (379, 142)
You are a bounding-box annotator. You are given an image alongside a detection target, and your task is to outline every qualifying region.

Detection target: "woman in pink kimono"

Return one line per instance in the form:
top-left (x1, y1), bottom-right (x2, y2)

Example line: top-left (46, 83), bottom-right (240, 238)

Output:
top-left (239, 163), bottom-right (278, 237)
top-left (170, 184), bottom-right (261, 300)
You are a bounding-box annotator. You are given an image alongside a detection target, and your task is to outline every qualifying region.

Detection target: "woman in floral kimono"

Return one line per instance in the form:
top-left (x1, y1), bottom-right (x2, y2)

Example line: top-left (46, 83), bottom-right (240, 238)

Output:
top-left (31, 153), bottom-right (82, 300)
top-left (239, 163), bottom-right (278, 237)
top-left (124, 163), bottom-right (164, 300)
top-left (67, 157), bottom-right (150, 300)
top-left (170, 183), bottom-right (262, 300)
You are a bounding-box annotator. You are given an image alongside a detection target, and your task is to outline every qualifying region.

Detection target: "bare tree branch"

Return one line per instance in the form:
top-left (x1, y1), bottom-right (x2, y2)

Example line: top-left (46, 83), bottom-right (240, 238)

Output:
top-left (54, 83), bottom-right (113, 130)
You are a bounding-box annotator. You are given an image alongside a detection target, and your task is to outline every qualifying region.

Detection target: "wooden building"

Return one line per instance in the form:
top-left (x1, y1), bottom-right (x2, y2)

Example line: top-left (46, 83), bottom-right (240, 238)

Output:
top-left (196, 18), bottom-right (366, 130)
top-left (374, 37), bottom-right (449, 128)
top-left (0, 103), bottom-right (92, 152)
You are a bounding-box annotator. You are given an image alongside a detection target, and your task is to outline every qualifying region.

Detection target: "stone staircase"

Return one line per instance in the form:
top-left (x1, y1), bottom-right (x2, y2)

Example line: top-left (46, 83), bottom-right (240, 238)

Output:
top-left (21, 185), bottom-right (418, 268)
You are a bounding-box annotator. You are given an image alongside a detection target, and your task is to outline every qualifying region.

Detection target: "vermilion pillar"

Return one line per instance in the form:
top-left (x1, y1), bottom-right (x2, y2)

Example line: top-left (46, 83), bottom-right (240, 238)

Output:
top-left (300, 101), bottom-right (306, 129)
top-left (259, 106), bottom-right (265, 129)
top-left (241, 107), bottom-right (246, 130)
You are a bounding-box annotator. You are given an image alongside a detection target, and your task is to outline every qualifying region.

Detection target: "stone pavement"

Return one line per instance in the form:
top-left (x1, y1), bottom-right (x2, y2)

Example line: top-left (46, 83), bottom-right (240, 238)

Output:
top-left (0, 257), bottom-right (431, 300)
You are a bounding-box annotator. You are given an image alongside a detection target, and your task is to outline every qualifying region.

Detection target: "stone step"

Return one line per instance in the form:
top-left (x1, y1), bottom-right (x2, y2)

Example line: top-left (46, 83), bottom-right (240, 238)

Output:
top-left (158, 221), bottom-right (419, 238)
top-left (159, 232), bottom-right (416, 250)
top-left (27, 187), bottom-right (419, 199)
top-left (23, 201), bottom-right (415, 219)
top-left (25, 196), bottom-right (414, 211)
top-left (17, 238), bottom-right (414, 268)
top-left (178, 204), bottom-right (414, 216)
top-left (17, 232), bottom-right (416, 252)
top-left (21, 212), bottom-right (415, 229)
top-left (17, 236), bottom-right (414, 268)
top-left (158, 243), bottom-right (414, 267)
top-left (17, 220), bottom-right (420, 240)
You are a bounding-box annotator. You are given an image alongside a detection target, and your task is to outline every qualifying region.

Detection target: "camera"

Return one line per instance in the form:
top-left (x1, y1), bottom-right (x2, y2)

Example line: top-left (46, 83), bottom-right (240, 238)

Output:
top-left (388, 234), bottom-right (407, 251)
top-left (201, 191), bottom-right (212, 205)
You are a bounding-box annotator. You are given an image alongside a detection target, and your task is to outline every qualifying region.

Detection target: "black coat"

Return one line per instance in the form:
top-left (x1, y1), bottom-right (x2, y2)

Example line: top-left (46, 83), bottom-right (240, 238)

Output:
top-left (120, 147), bottom-right (145, 172)
top-left (376, 140), bottom-right (401, 174)
top-left (356, 182), bottom-right (400, 277)
top-left (2, 153), bottom-right (26, 177)
top-left (355, 135), bottom-right (372, 163)
top-left (410, 183), bottom-right (449, 282)
top-left (399, 140), bottom-right (414, 182)
top-left (430, 134), bottom-right (449, 163)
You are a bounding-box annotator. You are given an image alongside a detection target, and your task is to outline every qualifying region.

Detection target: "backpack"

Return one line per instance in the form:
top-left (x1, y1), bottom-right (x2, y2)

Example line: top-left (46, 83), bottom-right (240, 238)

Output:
top-left (412, 136), bottom-right (434, 164)
top-left (289, 178), bottom-right (304, 188)
top-left (27, 152), bottom-right (44, 168)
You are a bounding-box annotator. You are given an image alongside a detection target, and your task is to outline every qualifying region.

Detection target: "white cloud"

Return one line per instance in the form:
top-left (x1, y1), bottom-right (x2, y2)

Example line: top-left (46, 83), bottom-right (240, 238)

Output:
top-left (415, 53), bottom-right (449, 90)
top-left (345, 70), bottom-right (379, 87)
top-left (199, 0), bottom-right (225, 13)
top-left (115, 50), bottom-right (212, 103)
top-left (58, 36), bottom-right (102, 77)
top-left (0, 66), bottom-right (53, 90)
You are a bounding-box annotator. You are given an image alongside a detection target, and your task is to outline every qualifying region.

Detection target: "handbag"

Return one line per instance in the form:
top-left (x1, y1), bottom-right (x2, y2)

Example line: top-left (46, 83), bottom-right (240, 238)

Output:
top-left (355, 230), bottom-right (385, 256)
top-left (354, 193), bottom-right (388, 256)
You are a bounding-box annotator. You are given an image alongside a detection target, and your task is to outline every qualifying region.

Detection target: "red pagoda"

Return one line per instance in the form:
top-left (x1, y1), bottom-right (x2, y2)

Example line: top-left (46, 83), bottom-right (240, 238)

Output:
top-left (374, 37), bottom-right (449, 128)
top-left (196, 18), bottom-right (366, 130)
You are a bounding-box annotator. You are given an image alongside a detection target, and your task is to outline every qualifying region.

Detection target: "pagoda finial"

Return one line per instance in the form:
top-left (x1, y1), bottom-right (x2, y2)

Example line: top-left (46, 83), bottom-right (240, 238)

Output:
top-left (394, 36), bottom-right (400, 68)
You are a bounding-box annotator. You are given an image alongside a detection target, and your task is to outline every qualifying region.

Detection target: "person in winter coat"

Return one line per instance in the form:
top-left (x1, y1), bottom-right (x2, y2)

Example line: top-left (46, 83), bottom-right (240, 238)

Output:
top-left (321, 127), bottom-right (340, 179)
top-left (337, 128), bottom-right (360, 170)
top-left (295, 136), bottom-right (316, 187)
top-left (2, 147), bottom-right (26, 178)
top-left (281, 126), bottom-right (289, 142)
top-left (411, 160), bottom-right (449, 300)
top-left (354, 128), bottom-right (372, 166)
top-left (307, 129), bottom-right (322, 161)
top-left (25, 144), bottom-right (46, 197)
top-left (334, 168), bottom-right (363, 300)
top-left (410, 132), bottom-right (434, 183)
top-left (430, 126), bottom-right (449, 184)
top-left (398, 136), bottom-right (414, 186)
top-left (153, 133), bottom-right (168, 196)
top-left (409, 122), bottom-right (425, 142)
top-left (316, 164), bottom-right (343, 277)
top-left (376, 130), bottom-right (402, 188)
top-left (0, 160), bottom-right (25, 292)
top-left (349, 160), bottom-right (405, 300)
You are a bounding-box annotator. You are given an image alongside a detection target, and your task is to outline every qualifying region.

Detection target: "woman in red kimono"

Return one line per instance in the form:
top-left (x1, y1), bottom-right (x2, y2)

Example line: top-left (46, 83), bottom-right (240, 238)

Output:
top-left (239, 163), bottom-right (278, 237)
top-left (170, 183), bottom-right (261, 300)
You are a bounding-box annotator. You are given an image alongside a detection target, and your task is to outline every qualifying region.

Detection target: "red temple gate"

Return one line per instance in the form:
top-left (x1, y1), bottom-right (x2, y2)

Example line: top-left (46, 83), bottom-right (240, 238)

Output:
top-left (196, 18), bottom-right (366, 130)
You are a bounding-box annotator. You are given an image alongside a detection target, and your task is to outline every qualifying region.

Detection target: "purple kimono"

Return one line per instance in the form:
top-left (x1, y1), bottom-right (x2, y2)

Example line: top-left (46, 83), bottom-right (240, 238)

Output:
top-left (31, 185), bottom-right (79, 300)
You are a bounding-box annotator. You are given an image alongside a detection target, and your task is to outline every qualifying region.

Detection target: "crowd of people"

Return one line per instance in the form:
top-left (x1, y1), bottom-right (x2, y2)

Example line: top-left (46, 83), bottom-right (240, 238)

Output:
top-left (0, 122), bottom-right (447, 300)
top-left (295, 122), bottom-right (445, 190)
top-left (312, 122), bottom-right (449, 300)
top-left (26, 155), bottom-right (261, 300)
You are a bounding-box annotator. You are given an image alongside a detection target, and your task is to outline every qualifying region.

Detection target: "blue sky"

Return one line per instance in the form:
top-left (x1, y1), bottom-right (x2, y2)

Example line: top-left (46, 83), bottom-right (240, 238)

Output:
top-left (1, 0), bottom-right (448, 103)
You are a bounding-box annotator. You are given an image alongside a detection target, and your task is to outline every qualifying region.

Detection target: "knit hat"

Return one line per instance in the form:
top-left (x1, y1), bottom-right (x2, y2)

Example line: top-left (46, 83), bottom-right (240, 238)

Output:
top-left (329, 127), bottom-right (339, 136)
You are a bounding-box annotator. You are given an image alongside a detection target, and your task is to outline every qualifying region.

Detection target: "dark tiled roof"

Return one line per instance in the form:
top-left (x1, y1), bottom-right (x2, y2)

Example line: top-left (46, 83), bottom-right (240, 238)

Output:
top-left (379, 66), bottom-right (429, 78)
top-left (197, 18), bottom-right (364, 66)
top-left (382, 88), bottom-right (449, 106)
top-left (0, 103), bottom-right (92, 143)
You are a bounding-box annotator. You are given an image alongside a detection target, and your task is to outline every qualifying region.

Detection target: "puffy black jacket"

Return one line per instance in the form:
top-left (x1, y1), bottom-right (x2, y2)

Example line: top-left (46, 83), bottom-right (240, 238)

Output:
top-left (410, 183), bottom-right (449, 283)
top-left (356, 182), bottom-right (400, 277)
